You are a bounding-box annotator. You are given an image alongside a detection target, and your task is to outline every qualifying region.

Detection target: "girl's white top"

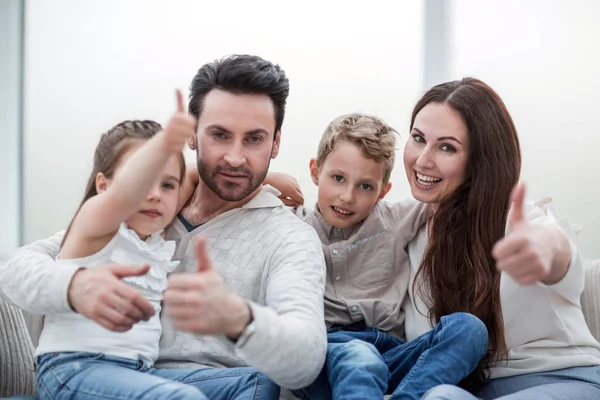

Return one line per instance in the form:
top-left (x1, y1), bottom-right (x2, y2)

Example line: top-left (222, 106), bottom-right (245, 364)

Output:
top-left (35, 223), bottom-right (178, 364)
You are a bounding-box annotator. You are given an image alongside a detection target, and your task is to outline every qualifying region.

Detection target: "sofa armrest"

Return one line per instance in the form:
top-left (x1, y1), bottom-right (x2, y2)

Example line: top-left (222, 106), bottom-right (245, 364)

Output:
top-left (581, 259), bottom-right (600, 342)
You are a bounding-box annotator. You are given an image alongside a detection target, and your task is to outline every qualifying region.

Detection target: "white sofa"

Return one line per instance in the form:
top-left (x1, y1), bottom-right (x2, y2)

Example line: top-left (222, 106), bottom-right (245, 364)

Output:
top-left (2, 259), bottom-right (599, 398)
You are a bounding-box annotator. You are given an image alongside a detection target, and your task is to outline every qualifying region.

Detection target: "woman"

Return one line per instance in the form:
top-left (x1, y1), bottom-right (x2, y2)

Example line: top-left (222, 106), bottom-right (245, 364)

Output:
top-left (404, 78), bottom-right (600, 399)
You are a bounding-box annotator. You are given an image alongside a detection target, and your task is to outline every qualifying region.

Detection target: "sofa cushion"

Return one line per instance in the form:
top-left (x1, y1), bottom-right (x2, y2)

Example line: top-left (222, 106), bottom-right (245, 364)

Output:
top-left (0, 298), bottom-right (37, 397)
top-left (582, 259), bottom-right (600, 341)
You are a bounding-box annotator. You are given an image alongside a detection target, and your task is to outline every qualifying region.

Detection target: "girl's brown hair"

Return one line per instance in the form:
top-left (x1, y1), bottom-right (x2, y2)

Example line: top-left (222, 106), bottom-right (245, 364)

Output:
top-left (411, 78), bottom-right (521, 388)
top-left (61, 120), bottom-right (185, 247)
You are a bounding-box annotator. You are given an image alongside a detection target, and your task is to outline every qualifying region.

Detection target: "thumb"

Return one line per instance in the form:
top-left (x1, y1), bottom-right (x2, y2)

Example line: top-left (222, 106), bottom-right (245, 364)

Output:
top-left (109, 264), bottom-right (150, 279)
top-left (508, 182), bottom-right (526, 231)
top-left (175, 89), bottom-right (185, 113)
top-left (195, 236), bottom-right (214, 273)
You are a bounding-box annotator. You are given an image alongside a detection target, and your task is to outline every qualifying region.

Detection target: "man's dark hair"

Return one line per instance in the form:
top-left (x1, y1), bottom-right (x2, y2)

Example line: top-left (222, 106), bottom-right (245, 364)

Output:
top-left (189, 54), bottom-right (290, 134)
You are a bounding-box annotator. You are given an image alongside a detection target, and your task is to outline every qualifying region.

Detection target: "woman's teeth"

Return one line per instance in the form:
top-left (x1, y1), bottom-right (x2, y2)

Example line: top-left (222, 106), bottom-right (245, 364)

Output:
top-left (416, 172), bottom-right (442, 186)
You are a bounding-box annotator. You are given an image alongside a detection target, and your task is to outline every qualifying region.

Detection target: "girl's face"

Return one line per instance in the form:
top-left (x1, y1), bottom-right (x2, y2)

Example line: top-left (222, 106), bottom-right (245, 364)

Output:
top-left (99, 144), bottom-right (183, 239)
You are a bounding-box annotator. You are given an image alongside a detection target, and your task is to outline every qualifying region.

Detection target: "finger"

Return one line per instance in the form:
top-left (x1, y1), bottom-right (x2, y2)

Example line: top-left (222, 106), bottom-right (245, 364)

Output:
top-left (492, 234), bottom-right (526, 261)
top-left (497, 253), bottom-right (545, 284)
top-left (99, 303), bottom-right (137, 328)
top-left (195, 237), bottom-right (213, 273)
top-left (130, 295), bottom-right (156, 320)
top-left (176, 89), bottom-right (185, 113)
top-left (163, 289), bottom-right (200, 307)
top-left (95, 316), bottom-right (133, 332)
top-left (293, 187), bottom-right (304, 204)
top-left (105, 292), bottom-right (146, 322)
top-left (281, 197), bottom-right (299, 207)
top-left (109, 264), bottom-right (150, 279)
top-left (167, 274), bottom-right (199, 289)
top-left (163, 304), bottom-right (200, 319)
top-left (508, 183), bottom-right (526, 231)
top-left (495, 252), bottom-right (530, 275)
top-left (114, 284), bottom-right (155, 319)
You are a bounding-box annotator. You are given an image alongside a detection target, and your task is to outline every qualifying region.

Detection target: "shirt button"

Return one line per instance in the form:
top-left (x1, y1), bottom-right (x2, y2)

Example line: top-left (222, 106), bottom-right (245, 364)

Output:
top-left (350, 306), bottom-right (358, 312)
top-left (335, 275), bottom-right (341, 281)
top-left (332, 249), bottom-right (338, 255)
top-left (336, 228), bottom-right (342, 232)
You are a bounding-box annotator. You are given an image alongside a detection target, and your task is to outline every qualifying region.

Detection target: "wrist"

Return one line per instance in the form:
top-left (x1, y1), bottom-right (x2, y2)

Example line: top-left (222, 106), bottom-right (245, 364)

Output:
top-left (262, 174), bottom-right (273, 187)
top-left (67, 268), bottom-right (85, 313)
top-left (155, 130), bottom-right (182, 154)
top-left (545, 225), bottom-right (571, 284)
top-left (225, 295), bottom-right (253, 340)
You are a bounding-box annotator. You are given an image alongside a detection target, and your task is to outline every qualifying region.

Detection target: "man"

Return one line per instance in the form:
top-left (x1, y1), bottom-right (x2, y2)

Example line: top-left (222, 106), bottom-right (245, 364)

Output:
top-left (0, 55), bottom-right (327, 397)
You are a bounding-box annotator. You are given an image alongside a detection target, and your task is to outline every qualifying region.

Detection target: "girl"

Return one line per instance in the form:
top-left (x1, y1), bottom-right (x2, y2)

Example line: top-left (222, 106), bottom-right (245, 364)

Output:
top-left (34, 92), bottom-right (278, 400)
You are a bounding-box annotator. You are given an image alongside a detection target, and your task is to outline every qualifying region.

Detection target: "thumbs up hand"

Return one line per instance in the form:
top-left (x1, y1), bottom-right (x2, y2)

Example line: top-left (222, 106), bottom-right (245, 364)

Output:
top-left (164, 237), bottom-right (252, 338)
top-left (162, 89), bottom-right (197, 154)
top-left (492, 183), bottom-right (557, 285)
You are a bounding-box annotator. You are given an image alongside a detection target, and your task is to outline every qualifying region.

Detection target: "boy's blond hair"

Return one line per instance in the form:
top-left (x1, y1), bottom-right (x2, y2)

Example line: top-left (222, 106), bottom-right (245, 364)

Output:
top-left (316, 113), bottom-right (397, 185)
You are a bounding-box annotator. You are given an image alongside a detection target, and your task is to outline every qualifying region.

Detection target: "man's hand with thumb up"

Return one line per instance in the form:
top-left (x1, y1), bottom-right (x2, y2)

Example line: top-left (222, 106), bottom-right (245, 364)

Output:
top-left (163, 237), bottom-right (252, 339)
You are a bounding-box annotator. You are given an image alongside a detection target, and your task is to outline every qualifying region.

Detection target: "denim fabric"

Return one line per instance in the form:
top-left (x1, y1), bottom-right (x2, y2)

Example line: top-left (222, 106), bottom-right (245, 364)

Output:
top-left (295, 312), bottom-right (488, 400)
top-left (423, 365), bottom-right (600, 400)
top-left (35, 352), bottom-right (279, 400)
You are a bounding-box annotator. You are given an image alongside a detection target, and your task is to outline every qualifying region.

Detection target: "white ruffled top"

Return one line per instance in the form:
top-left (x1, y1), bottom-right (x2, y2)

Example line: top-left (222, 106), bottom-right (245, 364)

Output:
top-left (36, 223), bottom-right (179, 364)
top-left (110, 223), bottom-right (179, 294)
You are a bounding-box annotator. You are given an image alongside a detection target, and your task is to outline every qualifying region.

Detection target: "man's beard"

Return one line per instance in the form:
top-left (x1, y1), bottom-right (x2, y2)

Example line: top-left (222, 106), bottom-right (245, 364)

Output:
top-left (197, 158), bottom-right (270, 202)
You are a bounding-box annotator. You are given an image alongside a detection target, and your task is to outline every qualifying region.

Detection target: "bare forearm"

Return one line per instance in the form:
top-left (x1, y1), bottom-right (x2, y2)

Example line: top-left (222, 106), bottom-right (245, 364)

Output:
top-left (110, 133), bottom-right (172, 214)
top-left (177, 163), bottom-right (199, 212)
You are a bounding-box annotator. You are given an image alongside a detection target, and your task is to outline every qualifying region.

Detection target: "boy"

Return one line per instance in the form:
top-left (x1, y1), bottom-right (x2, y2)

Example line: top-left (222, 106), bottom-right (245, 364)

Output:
top-left (266, 113), bottom-right (484, 400)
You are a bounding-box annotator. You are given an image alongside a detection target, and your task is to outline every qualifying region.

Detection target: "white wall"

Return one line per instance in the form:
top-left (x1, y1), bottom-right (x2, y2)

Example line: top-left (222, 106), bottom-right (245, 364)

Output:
top-left (450, 0), bottom-right (600, 258)
top-left (24, 1), bottom-right (599, 259)
top-left (23, 0), bottom-right (423, 244)
top-left (0, 0), bottom-right (22, 255)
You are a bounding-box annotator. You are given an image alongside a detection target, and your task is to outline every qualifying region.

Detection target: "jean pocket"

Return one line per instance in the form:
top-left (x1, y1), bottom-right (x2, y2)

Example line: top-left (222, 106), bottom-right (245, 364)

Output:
top-left (45, 352), bottom-right (105, 387)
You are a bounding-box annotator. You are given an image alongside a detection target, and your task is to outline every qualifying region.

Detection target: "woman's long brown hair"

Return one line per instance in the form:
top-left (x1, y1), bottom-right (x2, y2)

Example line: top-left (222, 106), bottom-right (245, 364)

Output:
top-left (411, 78), bottom-right (521, 389)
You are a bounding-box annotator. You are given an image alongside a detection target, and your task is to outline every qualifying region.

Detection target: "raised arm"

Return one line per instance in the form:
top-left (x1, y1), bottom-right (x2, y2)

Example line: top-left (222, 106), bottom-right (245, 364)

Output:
top-left (177, 162), bottom-right (200, 212)
top-left (69, 91), bottom-right (196, 248)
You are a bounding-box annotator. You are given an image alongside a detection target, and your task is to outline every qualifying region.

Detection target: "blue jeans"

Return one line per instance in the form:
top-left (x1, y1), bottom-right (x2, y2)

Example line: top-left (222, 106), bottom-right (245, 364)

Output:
top-left (35, 352), bottom-right (279, 400)
top-left (295, 312), bottom-right (488, 400)
top-left (422, 365), bottom-right (600, 399)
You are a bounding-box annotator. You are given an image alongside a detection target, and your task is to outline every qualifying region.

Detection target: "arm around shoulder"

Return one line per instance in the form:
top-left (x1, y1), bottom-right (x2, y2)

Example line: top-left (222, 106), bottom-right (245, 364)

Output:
top-left (380, 197), bottom-right (431, 238)
top-left (0, 231), bottom-right (78, 314)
